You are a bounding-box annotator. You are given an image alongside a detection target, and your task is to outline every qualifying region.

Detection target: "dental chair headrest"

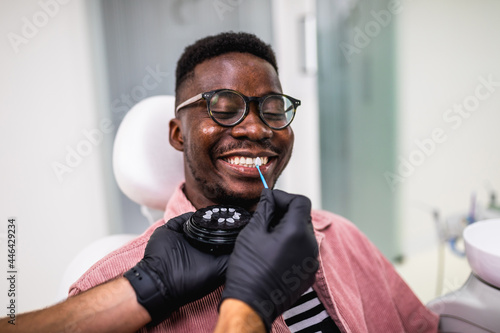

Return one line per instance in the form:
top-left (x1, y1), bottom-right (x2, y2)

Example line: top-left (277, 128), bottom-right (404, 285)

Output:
top-left (113, 95), bottom-right (184, 211)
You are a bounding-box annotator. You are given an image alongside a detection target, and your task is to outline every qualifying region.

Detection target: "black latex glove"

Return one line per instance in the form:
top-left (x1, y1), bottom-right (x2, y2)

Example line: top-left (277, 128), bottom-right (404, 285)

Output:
top-left (124, 213), bottom-right (229, 326)
top-left (221, 189), bottom-right (319, 331)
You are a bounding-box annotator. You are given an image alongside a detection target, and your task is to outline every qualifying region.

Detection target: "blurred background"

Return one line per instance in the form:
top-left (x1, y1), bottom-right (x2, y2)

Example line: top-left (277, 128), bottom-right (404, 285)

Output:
top-left (1, 0), bottom-right (500, 313)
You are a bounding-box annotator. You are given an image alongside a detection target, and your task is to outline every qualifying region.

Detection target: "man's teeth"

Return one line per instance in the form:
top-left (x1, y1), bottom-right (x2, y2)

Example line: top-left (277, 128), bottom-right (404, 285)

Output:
top-left (225, 156), bottom-right (269, 167)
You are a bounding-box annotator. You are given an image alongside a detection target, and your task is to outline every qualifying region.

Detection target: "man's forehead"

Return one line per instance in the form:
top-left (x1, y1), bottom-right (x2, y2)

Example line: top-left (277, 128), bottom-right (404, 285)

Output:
top-left (188, 52), bottom-right (281, 93)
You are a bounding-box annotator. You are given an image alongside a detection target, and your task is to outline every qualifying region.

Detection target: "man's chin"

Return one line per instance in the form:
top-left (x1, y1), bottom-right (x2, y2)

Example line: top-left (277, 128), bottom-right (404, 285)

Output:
top-left (208, 186), bottom-right (262, 212)
top-left (218, 194), bottom-right (260, 212)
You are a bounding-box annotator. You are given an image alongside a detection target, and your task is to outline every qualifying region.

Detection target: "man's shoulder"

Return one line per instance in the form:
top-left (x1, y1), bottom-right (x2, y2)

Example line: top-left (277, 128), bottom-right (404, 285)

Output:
top-left (310, 209), bottom-right (376, 252)
top-left (311, 209), bottom-right (360, 233)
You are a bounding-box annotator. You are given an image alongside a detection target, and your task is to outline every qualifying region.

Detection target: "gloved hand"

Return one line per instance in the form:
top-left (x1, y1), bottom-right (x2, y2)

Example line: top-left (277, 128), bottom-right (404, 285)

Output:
top-left (124, 213), bottom-right (229, 326)
top-left (221, 189), bottom-right (319, 331)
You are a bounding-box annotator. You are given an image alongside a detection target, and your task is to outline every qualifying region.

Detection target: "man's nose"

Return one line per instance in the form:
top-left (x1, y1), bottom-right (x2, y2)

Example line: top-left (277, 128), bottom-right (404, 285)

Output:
top-left (230, 105), bottom-right (273, 141)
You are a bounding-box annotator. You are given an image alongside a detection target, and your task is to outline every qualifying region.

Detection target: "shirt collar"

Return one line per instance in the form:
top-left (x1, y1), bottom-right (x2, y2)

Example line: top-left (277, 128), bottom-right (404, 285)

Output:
top-left (163, 182), bottom-right (196, 220)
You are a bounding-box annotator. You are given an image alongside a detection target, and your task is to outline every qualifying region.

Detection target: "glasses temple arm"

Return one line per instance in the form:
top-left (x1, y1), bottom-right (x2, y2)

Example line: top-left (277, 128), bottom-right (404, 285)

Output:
top-left (175, 93), bottom-right (204, 114)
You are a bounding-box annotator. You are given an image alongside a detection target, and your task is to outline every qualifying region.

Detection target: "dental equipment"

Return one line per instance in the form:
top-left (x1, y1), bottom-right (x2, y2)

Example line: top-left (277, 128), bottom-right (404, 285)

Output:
top-left (183, 205), bottom-right (251, 254)
top-left (428, 218), bottom-right (500, 332)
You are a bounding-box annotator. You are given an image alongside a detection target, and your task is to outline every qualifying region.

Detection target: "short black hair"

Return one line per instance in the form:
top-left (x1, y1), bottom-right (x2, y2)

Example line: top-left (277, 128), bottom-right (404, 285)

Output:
top-left (175, 32), bottom-right (278, 94)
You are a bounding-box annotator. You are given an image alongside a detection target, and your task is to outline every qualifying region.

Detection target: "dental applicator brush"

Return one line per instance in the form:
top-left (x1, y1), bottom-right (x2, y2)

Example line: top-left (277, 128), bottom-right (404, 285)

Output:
top-left (255, 157), bottom-right (268, 189)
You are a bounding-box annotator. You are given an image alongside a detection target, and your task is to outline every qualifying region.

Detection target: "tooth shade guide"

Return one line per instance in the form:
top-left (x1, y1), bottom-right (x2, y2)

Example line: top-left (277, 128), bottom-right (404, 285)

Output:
top-left (185, 205), bottom-right (251, 231)
top-left (183, 205), bottom-right (252, 254)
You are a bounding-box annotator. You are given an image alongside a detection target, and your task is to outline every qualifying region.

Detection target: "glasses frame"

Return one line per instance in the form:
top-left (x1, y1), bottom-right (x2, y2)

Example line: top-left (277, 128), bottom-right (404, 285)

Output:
top-left (175, 89), bottom-right (301, 130)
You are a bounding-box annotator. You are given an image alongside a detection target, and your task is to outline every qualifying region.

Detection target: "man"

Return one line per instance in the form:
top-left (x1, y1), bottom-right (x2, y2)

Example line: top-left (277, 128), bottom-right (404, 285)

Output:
top-left (68, 32), bottom-right (438, 332)
top-left (1, 32), bottom-right (439, 332)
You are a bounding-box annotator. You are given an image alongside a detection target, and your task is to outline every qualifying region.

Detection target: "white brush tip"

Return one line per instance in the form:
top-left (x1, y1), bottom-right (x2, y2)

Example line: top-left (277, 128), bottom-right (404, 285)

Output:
top-left (255, 157), bottom-right (262, 167)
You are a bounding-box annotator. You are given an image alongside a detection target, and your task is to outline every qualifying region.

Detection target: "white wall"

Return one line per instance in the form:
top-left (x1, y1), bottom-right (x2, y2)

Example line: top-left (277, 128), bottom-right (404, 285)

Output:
top-left (0, 0), bottom-right (113, 312)
top-left (394, 0), bottom-right (500, 303)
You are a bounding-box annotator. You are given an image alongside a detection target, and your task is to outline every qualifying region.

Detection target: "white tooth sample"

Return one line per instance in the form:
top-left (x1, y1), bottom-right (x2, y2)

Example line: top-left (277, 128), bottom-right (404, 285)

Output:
top-left (205, 210), bottom-right (213, 215)
top-left (256, 157), bottom-right (262, 166)
top-left (218, 218), bottom-right (225, 223)
top-left (229, 208), bottom-right (235, 212)
top-left (226, 218), bottom-right (234, 223)
top-left (213, 208), bottom-right (219, 212)
top-left (246, 157), bottom-right (252, 165)
top-left (221, 208), bottom-right (227, 212)
top-left (203, 214), bottom-right (211, 220)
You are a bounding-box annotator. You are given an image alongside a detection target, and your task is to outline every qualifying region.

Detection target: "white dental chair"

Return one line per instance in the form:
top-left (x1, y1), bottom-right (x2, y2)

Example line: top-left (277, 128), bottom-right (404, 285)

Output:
top-left (57, 95), bottom-right (184, 300)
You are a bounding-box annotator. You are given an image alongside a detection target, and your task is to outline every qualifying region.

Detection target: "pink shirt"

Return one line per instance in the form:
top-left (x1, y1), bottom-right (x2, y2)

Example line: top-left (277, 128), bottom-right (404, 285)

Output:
top-left (69, 184), bottom-right (438, 332)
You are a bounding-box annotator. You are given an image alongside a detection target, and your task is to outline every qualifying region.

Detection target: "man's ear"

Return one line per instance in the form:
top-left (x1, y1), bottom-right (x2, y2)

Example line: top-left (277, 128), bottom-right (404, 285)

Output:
top-left (169, 118), bottom-right (184, 152)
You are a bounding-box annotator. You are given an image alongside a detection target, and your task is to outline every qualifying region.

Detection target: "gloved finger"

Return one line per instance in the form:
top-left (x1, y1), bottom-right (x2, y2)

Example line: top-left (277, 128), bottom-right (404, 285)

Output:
top-left (270, 190), bottom-right (312, 233)
top-left (272, 189), bottom-right (311, 215)
top-left (249, 188), bottom-right (275, 230)
top-left (215, 254), bottom-right (230, 276)
top-left (165, 212), bottom-right (194, 232)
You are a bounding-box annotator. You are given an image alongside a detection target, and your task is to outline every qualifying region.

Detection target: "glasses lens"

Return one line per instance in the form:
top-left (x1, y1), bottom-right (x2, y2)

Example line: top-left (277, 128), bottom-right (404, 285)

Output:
top-left (261, 95), bottom-right (295, 129)
top-left (209, 91), bottom-right (246, 126)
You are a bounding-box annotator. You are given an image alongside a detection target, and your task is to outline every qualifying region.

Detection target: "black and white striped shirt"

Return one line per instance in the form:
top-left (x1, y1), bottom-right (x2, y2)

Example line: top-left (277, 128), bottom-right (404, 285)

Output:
top-left (283, 287), bottom-right (341, 333)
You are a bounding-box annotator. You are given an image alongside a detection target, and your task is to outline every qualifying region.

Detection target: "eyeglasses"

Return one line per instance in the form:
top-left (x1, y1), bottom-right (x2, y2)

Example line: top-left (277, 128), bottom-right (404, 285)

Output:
top-left (175, 89), bottom-right (301, 130)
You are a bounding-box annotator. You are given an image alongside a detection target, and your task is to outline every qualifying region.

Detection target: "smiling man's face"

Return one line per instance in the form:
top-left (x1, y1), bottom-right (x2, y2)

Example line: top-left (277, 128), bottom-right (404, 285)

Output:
top-left (169, 52), bottom-right (294, 211)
